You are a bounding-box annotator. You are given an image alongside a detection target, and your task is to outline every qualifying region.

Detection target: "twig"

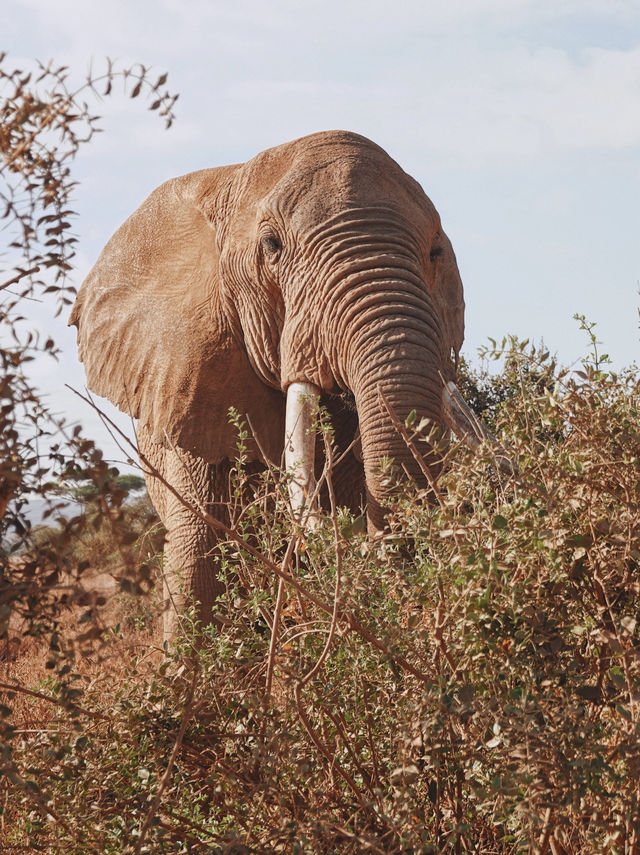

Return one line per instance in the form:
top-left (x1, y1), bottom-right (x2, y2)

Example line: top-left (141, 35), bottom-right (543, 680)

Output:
top-left (323, 824), bottom-right (387, 855)
top-left (378, 390), bottom-right (445, 507)
top-left (535, 807), bottom-right (553, 855)
top-left (299, 435), bottom-right (341, 687)
top-left (162, 428), bottom-right (209, 515)
top-left (134, 666), bottom-right (198, 854)
top-left (6, 765), bottom-right (76, 838)
top-left (264, 535), bottom-right (298, 701)
top-left (0, 680), bottom-right (109, 721)
top-left (0, 265), bottom-right (40, 291)
top-left (323, 704), bottom-right (377, 798)
top-left (360, 676), bottom-right (382, 788)
top-left (68, 386), bottom-right (432, 684)
top-left (279, 624), bottom-right (330, 646)
top-left (432, 601), bottom-right (459, 676)
top-left (293, 681), bottom-right (368, 811)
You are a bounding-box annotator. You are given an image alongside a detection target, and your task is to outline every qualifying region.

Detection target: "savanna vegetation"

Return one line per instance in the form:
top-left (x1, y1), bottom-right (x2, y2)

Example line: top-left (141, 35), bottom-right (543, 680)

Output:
top-left (1, 54), bottom-right (639, 854)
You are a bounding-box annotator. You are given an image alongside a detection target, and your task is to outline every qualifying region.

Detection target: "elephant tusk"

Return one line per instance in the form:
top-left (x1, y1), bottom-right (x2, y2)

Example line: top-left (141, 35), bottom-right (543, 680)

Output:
top-left (442, 381), bottom-right (516, 476)
top-left (285, 382), bottom-right (321, 520)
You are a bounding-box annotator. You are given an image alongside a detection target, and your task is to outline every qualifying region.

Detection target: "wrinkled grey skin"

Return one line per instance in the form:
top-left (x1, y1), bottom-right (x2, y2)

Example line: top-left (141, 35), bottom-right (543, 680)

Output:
top-left (70, 130), bottom-right (464, 637)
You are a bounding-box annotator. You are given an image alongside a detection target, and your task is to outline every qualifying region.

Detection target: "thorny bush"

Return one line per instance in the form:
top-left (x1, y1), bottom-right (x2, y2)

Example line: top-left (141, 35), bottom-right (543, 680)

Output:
top-left (0, 52), bottom-right (177, 845)
top-left (3, 338), bottom-right (640, 854)
top-left (1, 52), bottom-right (177, 526)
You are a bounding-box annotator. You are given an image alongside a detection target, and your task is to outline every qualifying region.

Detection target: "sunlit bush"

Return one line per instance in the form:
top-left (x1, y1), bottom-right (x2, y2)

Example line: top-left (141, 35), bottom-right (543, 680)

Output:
top-left (4, 340), bottom-right (640, 853)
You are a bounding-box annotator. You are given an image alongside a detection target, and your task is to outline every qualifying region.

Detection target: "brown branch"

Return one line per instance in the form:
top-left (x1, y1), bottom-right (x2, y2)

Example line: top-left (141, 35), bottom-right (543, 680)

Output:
top-left (0, 680), bottom-right (109, 722)
top-left (360, 676), bottom-right (382, 789)
top-left (432, 601), bottom-right (459, 676)
top-left (299, 435), bottom-right (341, 687)
top-left (0, 265), bottom-right (40, 291)
top-left (535, 806), bottom-right (553, 855)
top-left (378, 390), bottom-right (445, 507)
top-left (322, 704), bottom-right (377, 798)
top-left (293, 681), bottom-right (368, 811)
top-left (134, 667), bottom-right (198, 854)
top-left (6, 765), bottom-right (76, 838)
top-left (1, 108), bottom-right (56, 172)
top-left (68, 386), bottom-right (432, 684)
top-left (264, 535), bottom-right (298, 701)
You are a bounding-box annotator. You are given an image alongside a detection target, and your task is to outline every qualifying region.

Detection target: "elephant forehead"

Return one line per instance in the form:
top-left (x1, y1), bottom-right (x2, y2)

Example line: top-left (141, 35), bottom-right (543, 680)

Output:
top-left (268, 156), bottom-right (438, 234)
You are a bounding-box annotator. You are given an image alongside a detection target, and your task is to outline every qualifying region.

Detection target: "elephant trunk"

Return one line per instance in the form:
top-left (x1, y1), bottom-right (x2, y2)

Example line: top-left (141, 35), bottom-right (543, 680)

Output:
top-left (340, 291), bottom-right (448, 531)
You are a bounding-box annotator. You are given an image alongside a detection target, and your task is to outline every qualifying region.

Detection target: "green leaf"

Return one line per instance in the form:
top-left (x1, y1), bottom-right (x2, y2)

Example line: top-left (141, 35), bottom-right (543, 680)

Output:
top-left (566, 533), bottom-right (592, 548)
top-left (615, 703), bottom-right (632, 721)
top-left (340, 514), bottom-right (366, 539)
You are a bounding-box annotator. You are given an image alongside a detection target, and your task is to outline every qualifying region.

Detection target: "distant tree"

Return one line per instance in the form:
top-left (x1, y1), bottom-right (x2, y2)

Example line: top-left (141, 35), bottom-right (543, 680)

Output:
top-left (69, 472), bottom-right (146, 503)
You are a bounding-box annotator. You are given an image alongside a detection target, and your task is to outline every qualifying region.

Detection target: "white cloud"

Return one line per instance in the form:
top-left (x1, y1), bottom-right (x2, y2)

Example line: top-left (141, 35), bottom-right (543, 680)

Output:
top-left (6, 0), bottom-right (640, 165)
top-left (200, 43), bottom-right (640, 167)
top-left (482, 45), bottom-right (640, 151)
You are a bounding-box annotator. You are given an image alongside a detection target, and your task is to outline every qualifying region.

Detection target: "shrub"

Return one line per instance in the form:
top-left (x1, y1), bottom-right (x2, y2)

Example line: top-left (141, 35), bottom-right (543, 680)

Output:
top-left (3, 341), bottom-right (639, 853)
top-left (0, 52), bottom-right (176, 849)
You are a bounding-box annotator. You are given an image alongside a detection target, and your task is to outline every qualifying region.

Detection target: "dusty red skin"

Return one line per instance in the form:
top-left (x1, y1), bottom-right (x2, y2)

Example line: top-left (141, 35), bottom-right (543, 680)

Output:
top-left (70, 130), bottom-right (465, 638)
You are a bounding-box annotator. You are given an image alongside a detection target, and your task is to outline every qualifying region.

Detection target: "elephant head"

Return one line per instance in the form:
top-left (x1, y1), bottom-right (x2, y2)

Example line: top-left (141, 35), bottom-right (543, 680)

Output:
top-left (70, 131), bottom-right (466, 534)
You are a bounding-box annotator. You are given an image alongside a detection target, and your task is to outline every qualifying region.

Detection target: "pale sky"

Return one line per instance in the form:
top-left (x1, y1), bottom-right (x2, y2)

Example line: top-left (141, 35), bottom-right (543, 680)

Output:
top-left (4, 0), bottom-right (639, 465)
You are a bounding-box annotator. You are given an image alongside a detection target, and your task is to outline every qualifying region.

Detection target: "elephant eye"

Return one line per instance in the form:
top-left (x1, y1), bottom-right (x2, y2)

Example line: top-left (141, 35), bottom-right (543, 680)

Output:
top-left (430, 245), bottom-right (443, 263)
top-left (261, 234), bottom-right (282, 257)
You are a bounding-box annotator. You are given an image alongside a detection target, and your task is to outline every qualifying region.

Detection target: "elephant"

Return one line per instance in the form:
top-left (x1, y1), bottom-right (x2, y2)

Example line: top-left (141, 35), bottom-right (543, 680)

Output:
top-left (70, 129), bottom-right (477, 639)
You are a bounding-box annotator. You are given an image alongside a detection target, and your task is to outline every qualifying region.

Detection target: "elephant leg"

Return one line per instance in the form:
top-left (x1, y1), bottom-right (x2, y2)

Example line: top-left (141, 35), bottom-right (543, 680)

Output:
top-left (138, 425), bottom-right (240, 642)
top-left (318, 394), bottom-right (366, 515)
top-left (331, 448), bottom-right (366, 514)
top-left (161, 483), bottom-right (224, 642)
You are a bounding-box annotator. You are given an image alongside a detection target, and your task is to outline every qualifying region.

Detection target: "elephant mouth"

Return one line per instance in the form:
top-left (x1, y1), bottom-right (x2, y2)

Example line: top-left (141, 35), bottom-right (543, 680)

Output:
top-left (284, 380), bottom-right (513, 521)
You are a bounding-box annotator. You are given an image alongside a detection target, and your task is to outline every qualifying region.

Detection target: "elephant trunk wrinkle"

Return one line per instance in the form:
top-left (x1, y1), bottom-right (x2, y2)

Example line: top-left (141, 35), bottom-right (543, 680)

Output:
top-left (321, 264), bottom-right (426, 303)
top-left (311, 240), bottom-right (421, 273)
top-left (321, 273), bottom-right (444, 394)
top-left (333, 297), bottom-right (443, 362)
top-left (355, 379), bottom-right (442, 438)
top-left (281, 256), bottom-right (431, 395)
top-left (337, 288), bottom-right (446, 528)
top-left (284, 213), bottom-right (432, 395)
top-left (303, 210), bottom-right (424, 279)
top-left (356, 376), bottom-right (444, 530)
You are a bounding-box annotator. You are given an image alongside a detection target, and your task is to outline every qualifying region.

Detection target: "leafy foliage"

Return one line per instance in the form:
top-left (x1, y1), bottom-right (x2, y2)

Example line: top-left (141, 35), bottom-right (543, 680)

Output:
top-left (0, 52), bottom-right (176, 844)
top-left (3, 341), bottom-right (640, 853)
top-left (0, 52), bottom-right (177, 533)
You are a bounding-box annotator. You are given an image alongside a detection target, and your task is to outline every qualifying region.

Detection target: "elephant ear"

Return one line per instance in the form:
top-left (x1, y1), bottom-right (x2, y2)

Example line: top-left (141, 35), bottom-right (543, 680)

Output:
top-left (433, 232), bottom-right (465, 361)
top-left (69, 167), bottom-right (284, 463)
